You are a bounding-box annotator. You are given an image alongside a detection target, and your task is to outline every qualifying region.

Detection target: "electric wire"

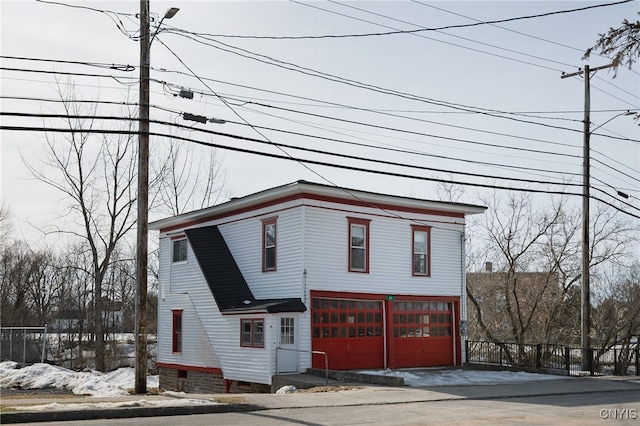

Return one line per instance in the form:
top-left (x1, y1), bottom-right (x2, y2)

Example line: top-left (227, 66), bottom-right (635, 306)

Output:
top-left (173, 0), bottom-right (633, 40)
top-left (0, 94), bottom-right (589, 179)
top-left (312, 0), bottom-right (566, 72)
top-left (161, 31), bottom-right (640, 144)
top-left (311, 1), bottom-right (637, 110)
top-left (0, 111), bottom-right (584, 187)
top-left (0, 55), bottom-right (135, 72)
top-left (2, 120), bottom-right (637, 219)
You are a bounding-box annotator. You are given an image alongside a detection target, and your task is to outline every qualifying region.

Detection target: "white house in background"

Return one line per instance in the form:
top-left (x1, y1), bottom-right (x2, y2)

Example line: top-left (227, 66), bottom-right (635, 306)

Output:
top-left (149, 181), bottom-right (486, 393)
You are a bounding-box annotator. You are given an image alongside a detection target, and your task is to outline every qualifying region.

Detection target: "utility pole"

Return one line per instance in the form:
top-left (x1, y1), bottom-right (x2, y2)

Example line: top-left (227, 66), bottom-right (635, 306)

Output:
top-left (135, 1), bottom-right (178, 395)
top-left (561, 62), bottom-right (614, 372)
top-left (135, 0), bottom-right (151, 395)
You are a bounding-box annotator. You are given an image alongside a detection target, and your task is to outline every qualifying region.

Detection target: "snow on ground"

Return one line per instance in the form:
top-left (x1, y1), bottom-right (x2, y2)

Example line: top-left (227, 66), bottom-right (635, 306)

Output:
top-left (0, 361), bottom-right (221, 412)
top-left (1, 360), bottom-right (566, 400)
top-left (358, 368), bottom-right (567, 387)
top-left (0, 361), bottom-right (158, 397)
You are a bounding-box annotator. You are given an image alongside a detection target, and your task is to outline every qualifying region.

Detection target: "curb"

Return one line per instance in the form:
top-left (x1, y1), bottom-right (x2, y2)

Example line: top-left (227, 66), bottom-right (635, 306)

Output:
top-left (0, 403), bottom-right (265, 424)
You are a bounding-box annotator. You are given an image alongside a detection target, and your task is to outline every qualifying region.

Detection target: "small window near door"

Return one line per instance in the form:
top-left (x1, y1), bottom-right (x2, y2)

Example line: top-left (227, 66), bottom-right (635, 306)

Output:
top-left (280, 317), bottom-right (295, 344)
top-left (241, 319), bottom-right (264, 348)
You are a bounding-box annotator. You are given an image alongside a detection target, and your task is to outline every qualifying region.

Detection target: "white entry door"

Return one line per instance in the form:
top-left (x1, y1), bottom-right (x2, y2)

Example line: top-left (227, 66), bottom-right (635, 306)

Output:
top-left (277, 315), bottom-right (298, 373)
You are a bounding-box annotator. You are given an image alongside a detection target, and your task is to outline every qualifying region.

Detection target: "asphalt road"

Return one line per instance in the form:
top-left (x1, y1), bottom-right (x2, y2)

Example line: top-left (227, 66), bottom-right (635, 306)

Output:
top-left (28, 388), bottom-right (640, 426)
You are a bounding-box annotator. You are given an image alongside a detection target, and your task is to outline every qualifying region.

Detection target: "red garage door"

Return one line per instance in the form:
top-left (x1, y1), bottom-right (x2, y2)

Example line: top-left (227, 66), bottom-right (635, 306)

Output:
top-left (389, 300), bottom-right (454, 368)
top-left (311, 296), bottom-right (384, 370)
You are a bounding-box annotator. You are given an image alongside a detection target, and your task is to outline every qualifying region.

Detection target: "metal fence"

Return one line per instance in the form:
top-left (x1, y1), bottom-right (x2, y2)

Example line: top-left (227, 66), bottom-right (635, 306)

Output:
top-left (1, 329), bottom-right (157, 372)
top-left (1, 326), bottom-right (48, 364)
top-left (466, 340), bottom-right (640, 376)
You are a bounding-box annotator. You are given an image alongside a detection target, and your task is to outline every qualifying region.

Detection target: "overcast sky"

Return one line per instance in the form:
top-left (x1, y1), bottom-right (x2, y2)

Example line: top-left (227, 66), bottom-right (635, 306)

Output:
top-left (1, 0), bottom-right (638, 246)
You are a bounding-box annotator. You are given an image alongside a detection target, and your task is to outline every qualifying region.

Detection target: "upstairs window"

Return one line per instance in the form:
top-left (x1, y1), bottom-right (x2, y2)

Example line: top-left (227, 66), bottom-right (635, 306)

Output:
top-left (241, 319), bottom-right (264, 348)
top-left (348, 217), bottom-right (370, 273)
top-left (172, 310), bottom-right (183, 353)
top-left (412, 225), bottom-right (431, 276)
top-left (172, 238), bottom-right (187, 263)
top-left (262, 218), bottom-right (277, 272)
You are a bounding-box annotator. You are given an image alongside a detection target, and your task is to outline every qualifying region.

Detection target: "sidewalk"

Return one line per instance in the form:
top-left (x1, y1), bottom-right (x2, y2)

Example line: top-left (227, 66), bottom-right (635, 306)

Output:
top-left (2, 375), bottom-right (639, 424)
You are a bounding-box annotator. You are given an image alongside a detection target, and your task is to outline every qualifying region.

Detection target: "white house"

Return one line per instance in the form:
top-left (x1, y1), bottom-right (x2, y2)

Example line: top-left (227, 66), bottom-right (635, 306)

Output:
top-left (149, 181), bottom-right (486, 393)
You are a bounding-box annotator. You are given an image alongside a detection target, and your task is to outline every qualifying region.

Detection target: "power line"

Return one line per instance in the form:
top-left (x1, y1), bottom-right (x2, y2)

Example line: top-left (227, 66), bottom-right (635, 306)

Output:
top-left (0, 94), bottom-right (585, 180)
top-left (227, 98), bottom-right (582, 159)
top-left (218, 113), bottom-right (584, 181)
top-left (4, 121), bottom-right (637, 218)
top-left (0, 111), bottom-right (582, 187)
top-left (0, 67), bottom-right (138, 86)
top-left (154, 67), bottom-right (630, 118)
top-left (162, 32), bottom-right (639, 144)
top-left (168, 0), bottom-right (632, 40)
top-left (0, 55), bottom-right (135, 72)
top-left (311, 0), bottom-right (567, 72)
top-left (163, 80), bottom-right (584, 150)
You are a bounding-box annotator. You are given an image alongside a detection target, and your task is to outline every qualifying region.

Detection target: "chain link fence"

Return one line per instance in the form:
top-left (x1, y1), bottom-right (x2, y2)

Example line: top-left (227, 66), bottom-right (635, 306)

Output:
top-left (1, 326), bottom-right (48, 364)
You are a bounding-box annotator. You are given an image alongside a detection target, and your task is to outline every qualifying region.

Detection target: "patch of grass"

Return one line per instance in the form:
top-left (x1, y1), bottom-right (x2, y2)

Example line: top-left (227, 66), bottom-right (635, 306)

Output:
top-left (299, 386), bottom-right (358, 393)
top-left (212, 396), bottom-right (248, 404)
top-left (126, 387), bottom-right (163, 395)
top-left (0, 405), bottom-right (17, 412)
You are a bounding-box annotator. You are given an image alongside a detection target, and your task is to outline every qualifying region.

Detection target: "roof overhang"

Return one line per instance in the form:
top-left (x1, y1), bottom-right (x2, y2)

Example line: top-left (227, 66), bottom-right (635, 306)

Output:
top-left (150, 180), bottom-right (487, 232)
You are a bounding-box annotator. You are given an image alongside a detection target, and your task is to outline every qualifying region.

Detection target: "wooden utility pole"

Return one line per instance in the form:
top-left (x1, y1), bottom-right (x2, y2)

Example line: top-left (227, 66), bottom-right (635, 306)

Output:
top-left (561, 63), bottom-right (614, 372)
top-left (135, 0), bottom-right (150, 394)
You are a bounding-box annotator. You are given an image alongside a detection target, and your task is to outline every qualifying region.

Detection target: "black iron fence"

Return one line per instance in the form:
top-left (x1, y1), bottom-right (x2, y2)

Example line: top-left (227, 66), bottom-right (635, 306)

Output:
top-left (466, 340), bottom-right (640, 376)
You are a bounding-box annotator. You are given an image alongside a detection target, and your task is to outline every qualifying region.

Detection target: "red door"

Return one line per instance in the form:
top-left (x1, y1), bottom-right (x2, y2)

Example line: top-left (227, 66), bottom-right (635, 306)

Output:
top-left (388, 300), bottom-right (455, 368)
top-left (311, 295), bottom-right (384, 370)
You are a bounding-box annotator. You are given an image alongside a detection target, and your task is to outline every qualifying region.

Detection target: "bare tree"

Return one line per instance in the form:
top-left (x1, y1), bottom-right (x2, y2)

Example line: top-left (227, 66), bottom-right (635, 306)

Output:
top-left (466, 191), bottom-right (637, 353)
top-left (466, 192), bottom-right (566, 352)
top-left (24, 83), bottom-right (137, 371)
top-left (0, 202), bottom-right (11, 246)
top-left (1, 241), bottom-right (35, 326)
top-left (153, 140), bottom-right (228, 216)
top-left (592, 262), bottom-right (640, 373)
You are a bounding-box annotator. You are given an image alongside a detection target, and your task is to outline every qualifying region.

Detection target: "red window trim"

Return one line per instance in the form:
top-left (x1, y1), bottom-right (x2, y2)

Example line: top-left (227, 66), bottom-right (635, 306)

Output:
top-left (348, 217), bottom-right (371, 273)
top-left (172, 309), bottom-right (183, 354)
top-left (240, 318), bottom-right (265, 348)
top-left (411, 225), bottom-right (431, 277)
top-left (262, 217), bottom-right (277, 272)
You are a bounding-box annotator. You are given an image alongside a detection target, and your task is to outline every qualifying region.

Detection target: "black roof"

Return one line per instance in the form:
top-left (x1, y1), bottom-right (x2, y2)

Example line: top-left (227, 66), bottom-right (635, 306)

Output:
top-left (184, 226), bottom-right (306, 314)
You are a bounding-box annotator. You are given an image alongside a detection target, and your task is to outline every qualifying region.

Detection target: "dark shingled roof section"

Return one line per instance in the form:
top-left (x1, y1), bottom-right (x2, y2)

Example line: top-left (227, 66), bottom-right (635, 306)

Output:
top-left (184, 226), bottom-right (306, 314)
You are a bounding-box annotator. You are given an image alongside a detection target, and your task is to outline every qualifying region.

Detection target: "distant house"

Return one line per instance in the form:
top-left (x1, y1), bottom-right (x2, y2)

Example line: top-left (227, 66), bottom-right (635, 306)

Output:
top-left (149, 181), bottom-right (486, 393)
top-left (466, 264), bottom-right (563, 342)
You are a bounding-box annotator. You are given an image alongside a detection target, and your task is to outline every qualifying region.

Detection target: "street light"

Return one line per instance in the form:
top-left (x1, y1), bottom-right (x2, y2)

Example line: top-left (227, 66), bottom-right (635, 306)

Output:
top-left (135, 1), bottom-right (178, 395)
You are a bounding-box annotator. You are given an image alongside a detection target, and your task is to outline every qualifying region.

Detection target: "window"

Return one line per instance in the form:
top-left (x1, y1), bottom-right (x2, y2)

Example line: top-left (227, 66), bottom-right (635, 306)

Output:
top-left (172, 310), bottom-right (183, 353)
top-left (312, 297), bottom-right (381, 339)
top-left (412, 225), bottom-right (431, 276)
top-left (280, 317), bottom-right (295, 344)
top-left (348, 218), bottom-right (370, 273)
top-left (241, 319), bottom-right (264, 348)
top-left (172, 239), bottom-right (187, 263)
top-left (392, 300), bottom-right (451, 338)
top-left (262, 218), bottom-right (277, 272)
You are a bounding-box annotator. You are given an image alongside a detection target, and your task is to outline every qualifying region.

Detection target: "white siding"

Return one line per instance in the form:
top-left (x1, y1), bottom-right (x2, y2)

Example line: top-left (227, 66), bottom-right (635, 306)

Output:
top-left (302, 203), bottom-right (465, 298)
top-left (156, 192), bottom-right (470, 380)
top-left (159, 234), bottom-right (278, 385)
top-left (157, 292), bottom-right (219, 368)
top-left (220, 206), bottom-right (304, 300)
